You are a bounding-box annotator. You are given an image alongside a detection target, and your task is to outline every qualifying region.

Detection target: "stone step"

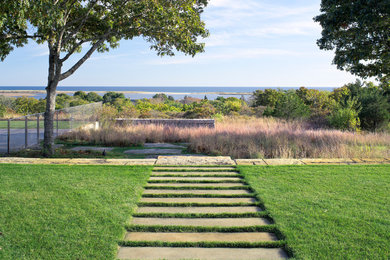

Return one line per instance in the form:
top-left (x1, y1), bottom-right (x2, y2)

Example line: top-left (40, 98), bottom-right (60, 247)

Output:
top-left (124, 232), bottom-right (278, 242)
top-left (117, 247), bottom-right (287, 260)
top-left (136, 206), bottom-right (262, 214)
top-left (131, 217), bottom-right (270, 227)
top-left (149, 177), bottom-right (242, 181)
top-left (140, 197), bottom-right (256, 204)
top-left (146, 183), bottom-right (247, 187)
top-left (154, 167), bottom-right (236, 171)
top-left (143, 189), bottom-right (251, 195)
top-left (152, 171), bottom-right (240, 176)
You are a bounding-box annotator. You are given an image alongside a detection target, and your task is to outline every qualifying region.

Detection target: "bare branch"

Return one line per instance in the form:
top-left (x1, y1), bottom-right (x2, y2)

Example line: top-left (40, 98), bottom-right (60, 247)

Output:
top-left (59, 40), bottom-right (86, 62)
top-left (59, 37), bottom-right (106, 81)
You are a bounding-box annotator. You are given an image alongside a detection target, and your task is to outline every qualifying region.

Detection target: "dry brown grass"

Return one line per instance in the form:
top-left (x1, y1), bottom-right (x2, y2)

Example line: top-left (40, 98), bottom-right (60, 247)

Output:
top-left (58, 117), bottom-right (390, 158)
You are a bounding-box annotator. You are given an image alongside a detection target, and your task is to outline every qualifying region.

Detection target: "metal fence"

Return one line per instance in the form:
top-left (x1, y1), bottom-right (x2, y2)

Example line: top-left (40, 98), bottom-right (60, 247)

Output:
top-left (0, 102), bottom-right (102, 154)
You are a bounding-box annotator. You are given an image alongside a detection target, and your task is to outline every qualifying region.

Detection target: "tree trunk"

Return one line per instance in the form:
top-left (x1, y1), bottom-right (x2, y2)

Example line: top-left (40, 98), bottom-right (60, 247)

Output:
top-left (43, 80), bottom-right (59, 156)
top-left (43, 49), bottom-right (61, 157)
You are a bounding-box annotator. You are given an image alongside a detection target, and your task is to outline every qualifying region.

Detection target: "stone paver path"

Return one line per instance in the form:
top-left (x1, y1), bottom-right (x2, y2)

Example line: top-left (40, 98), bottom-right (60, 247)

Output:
top-left (117, 166), bottom-right (288, 259)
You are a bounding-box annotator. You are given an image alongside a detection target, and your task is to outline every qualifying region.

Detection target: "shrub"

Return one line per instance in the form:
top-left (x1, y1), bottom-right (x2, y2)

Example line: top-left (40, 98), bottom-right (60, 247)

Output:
top-left (98, 104), bottom-right (118, 128)
top-left (272, 90), bottom-right (310, 120)
top-left (328, 98), bottom-right (361, 131)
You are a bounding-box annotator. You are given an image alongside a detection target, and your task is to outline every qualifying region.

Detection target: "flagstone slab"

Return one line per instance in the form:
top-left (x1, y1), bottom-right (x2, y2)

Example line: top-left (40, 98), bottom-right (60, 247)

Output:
top-left (156, 156), bottom-right (235, 165)
top-left (117, 247), bottom-right (288, 260)
top-left (70, 146), bottom-right (114, 152)
top-left (136, 206), bottom-right (262, 214)
top-left (149, 176), bottom-right (242, 181)
top-left (146, 183), bottom-right (246, 187)
top-left (143, 189), bottom-right (251, 195)
top-left (140, 197), bottom-right (256, 204)
top-left (235, 159), bottom-right (267, 165)
top-left (131, 217), bottom-right (270, 226)
top-left (124, 149), bottom-right (183, 155)
top-left (144, 143), bottom-right (187, 148)
top-left (125, 232), bottom-right (277, 242)
top-left (263, 159), bottom-right (304, 165)
top-left (151, 171), bottom-right (240, 176)
top-left (300, 158), bottom-right (355, 165)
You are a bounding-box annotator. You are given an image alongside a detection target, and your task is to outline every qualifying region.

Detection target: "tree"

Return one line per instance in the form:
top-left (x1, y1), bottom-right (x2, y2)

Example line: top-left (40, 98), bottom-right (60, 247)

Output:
top-left (314, 1), bottom-right (390, 81)
top-left (0, 0), bottom-right (209, 155)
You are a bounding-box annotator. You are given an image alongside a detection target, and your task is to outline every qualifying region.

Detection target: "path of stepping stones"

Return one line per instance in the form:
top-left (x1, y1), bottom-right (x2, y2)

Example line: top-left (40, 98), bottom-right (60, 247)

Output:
top-left (117, 166), bottom-right (288, 259)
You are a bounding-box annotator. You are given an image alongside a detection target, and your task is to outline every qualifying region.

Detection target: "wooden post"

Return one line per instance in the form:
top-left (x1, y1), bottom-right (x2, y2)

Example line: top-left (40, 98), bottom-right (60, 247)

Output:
top-left (25, 116), bottom-right (28, 148)
top-left (37, 114), bottom-right (40, 145)
top-left (7, 119), bottom-right (10, 154)
top-left (56, 111), bottom-right (59, 136)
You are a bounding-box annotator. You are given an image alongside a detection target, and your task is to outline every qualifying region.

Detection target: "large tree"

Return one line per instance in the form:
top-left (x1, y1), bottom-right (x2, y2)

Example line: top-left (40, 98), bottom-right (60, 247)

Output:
top-left (314, 0), bottom-right (390, 81)
top-left (0, 0), bottom-right (209, 155)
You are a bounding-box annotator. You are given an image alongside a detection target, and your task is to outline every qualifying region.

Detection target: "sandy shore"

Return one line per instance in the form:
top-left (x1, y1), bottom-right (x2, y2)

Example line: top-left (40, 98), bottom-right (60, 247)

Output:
top-left (0, 90), bottom-right (251, 97)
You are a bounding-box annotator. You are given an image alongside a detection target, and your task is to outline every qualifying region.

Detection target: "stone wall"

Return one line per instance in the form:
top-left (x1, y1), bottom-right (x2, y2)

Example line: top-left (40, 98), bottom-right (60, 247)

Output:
top-left (116, 118), bottom-right (215, 128)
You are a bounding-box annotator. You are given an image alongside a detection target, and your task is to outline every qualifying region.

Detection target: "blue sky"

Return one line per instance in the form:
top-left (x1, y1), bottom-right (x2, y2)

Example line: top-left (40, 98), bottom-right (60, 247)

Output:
top-left (0, 0), bottom-right (359, 87)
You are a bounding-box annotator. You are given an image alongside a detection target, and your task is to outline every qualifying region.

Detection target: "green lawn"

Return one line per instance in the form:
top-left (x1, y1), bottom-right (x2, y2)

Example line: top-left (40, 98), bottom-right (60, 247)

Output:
top-left (239, 165), bottom-right (390, 259)
top-left (0, 164), bottom-right (151, 259)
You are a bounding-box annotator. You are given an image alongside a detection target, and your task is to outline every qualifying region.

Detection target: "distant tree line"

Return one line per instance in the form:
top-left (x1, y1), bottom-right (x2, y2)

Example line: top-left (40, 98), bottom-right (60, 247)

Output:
top-left (1, 80), bottom-right (389, 132)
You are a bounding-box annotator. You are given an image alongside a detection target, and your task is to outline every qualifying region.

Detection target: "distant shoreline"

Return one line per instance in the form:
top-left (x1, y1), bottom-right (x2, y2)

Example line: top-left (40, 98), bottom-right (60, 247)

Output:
top-left (0, 90), bottom-right (252, 98)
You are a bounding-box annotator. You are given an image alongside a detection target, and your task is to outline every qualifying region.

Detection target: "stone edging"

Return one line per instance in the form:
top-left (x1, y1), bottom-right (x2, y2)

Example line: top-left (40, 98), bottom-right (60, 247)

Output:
top-left (0, 157), bottom-right (389, 166)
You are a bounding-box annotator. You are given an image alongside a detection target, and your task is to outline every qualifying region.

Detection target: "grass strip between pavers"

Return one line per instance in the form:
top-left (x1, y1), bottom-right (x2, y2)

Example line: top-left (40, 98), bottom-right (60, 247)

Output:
top-left (141, 193), bottom-right (256, 198)
top-left (153, 169), bottom-right (237, 172)
top-left (147, 180), bottom-right (245, 183)
top-left (137, 202), bottom-right (259, 207)
top-left (118, 240), bottom-right (286, 249)
top-left (143, 186), bottom-right (252, 190)
top-left (150, 174), bottom-right (243, 178)
top-left (132, 212), bottom-right (269, 218)
top-left (154, 165), bottom-right (237, 168)
top-left (125, 225), bottom-right (277, 233)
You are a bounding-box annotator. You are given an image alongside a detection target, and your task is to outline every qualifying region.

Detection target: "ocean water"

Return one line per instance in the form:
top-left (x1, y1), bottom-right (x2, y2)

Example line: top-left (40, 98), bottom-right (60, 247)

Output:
top-left (0, 86), bottom-right (336, 100)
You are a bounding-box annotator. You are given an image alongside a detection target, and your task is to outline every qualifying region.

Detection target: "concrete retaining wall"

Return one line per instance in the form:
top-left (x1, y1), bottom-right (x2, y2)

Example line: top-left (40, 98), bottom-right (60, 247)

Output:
top-left (116, 118), bottom-right (215, 128)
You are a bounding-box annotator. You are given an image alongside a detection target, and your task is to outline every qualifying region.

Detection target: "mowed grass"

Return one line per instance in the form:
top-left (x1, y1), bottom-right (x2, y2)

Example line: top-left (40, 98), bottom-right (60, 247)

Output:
top-left (0, 164), bottom-right (151, 259)
top-left (0, 120), bottom-right (84, 129)
top-left (239, 165), bottom-right (390, 259)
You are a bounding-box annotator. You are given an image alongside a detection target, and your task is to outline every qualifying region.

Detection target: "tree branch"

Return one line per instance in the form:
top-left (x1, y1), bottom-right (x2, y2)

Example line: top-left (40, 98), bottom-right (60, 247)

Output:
top-left (0, 34), bottom-right (43, 40)
top-left (61, 0), bottom-right (99, 46)
top-left (59, 37), bottom-right (106, 81)
top-left (59, 40), bottom-right (86, 62)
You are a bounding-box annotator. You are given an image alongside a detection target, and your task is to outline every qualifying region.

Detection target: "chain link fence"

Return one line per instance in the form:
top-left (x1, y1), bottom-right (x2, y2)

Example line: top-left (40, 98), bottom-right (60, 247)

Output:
top-left (0, 102), bottom-right (102, 154)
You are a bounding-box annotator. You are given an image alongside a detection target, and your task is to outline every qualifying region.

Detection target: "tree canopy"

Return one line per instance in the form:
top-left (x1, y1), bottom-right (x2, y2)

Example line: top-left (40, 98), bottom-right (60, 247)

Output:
top-left (0, 0), bottom-right (209, 155)
top-left (314, 0), bottom-right (390, 81)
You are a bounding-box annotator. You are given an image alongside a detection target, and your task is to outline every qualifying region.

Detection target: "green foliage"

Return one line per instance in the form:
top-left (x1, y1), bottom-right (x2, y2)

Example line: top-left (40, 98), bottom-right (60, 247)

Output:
top-left (73, 91), bottom-right (87, 100)
top-left (184, 101), bottom-right (216, 118)
top-left (296, 87), bottom-right (335, 118)
top-left (252, 89), bottom-right (284, 108)
top-left (272, 90), bottom-right (310, 120)
top-left (98, 104), bottom-right (118, 128)
top-left (314, 1), bottom-right (390, 80)
top-left (13, 96), bottom-right (40, 114)
top-left (0, 103), bottom-right (6, 117)
top-left (86, 92), bottom-right (103, 102)
top-left (358, 88), bottom-right (390, 130)
top-left (102, 91), bottom-right (125, 105)
top-left (328, 98), bottom-right (361, 131)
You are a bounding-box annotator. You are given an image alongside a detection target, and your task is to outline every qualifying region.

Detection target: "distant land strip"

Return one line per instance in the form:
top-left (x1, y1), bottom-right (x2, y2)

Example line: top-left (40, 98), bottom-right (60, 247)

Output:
top-left (0, 90), bottom-right (252, 97)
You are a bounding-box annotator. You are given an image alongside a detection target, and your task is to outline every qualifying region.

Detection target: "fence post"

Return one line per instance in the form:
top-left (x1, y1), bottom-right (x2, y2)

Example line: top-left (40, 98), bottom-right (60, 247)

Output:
top-left (56, 111), bottom-right (59, 136)
top-left (37, 114), bottom-right (40, 146)
top-left (7, 119), bottom-right (10, 154)
top-left (70, 115), bottom-right (73, 130)
top-left (25, 116), bottom-right (28, 148)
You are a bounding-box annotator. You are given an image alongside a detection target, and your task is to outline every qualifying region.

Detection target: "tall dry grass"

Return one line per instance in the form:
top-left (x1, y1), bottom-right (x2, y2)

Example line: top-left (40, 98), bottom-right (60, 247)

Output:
top-left (58, 117), bottom-right (390, 158)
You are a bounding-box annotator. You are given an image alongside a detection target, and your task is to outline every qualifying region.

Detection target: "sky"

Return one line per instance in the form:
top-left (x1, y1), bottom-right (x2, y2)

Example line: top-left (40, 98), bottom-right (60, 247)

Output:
top-left (0, 0), bottom-right (359, 87)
